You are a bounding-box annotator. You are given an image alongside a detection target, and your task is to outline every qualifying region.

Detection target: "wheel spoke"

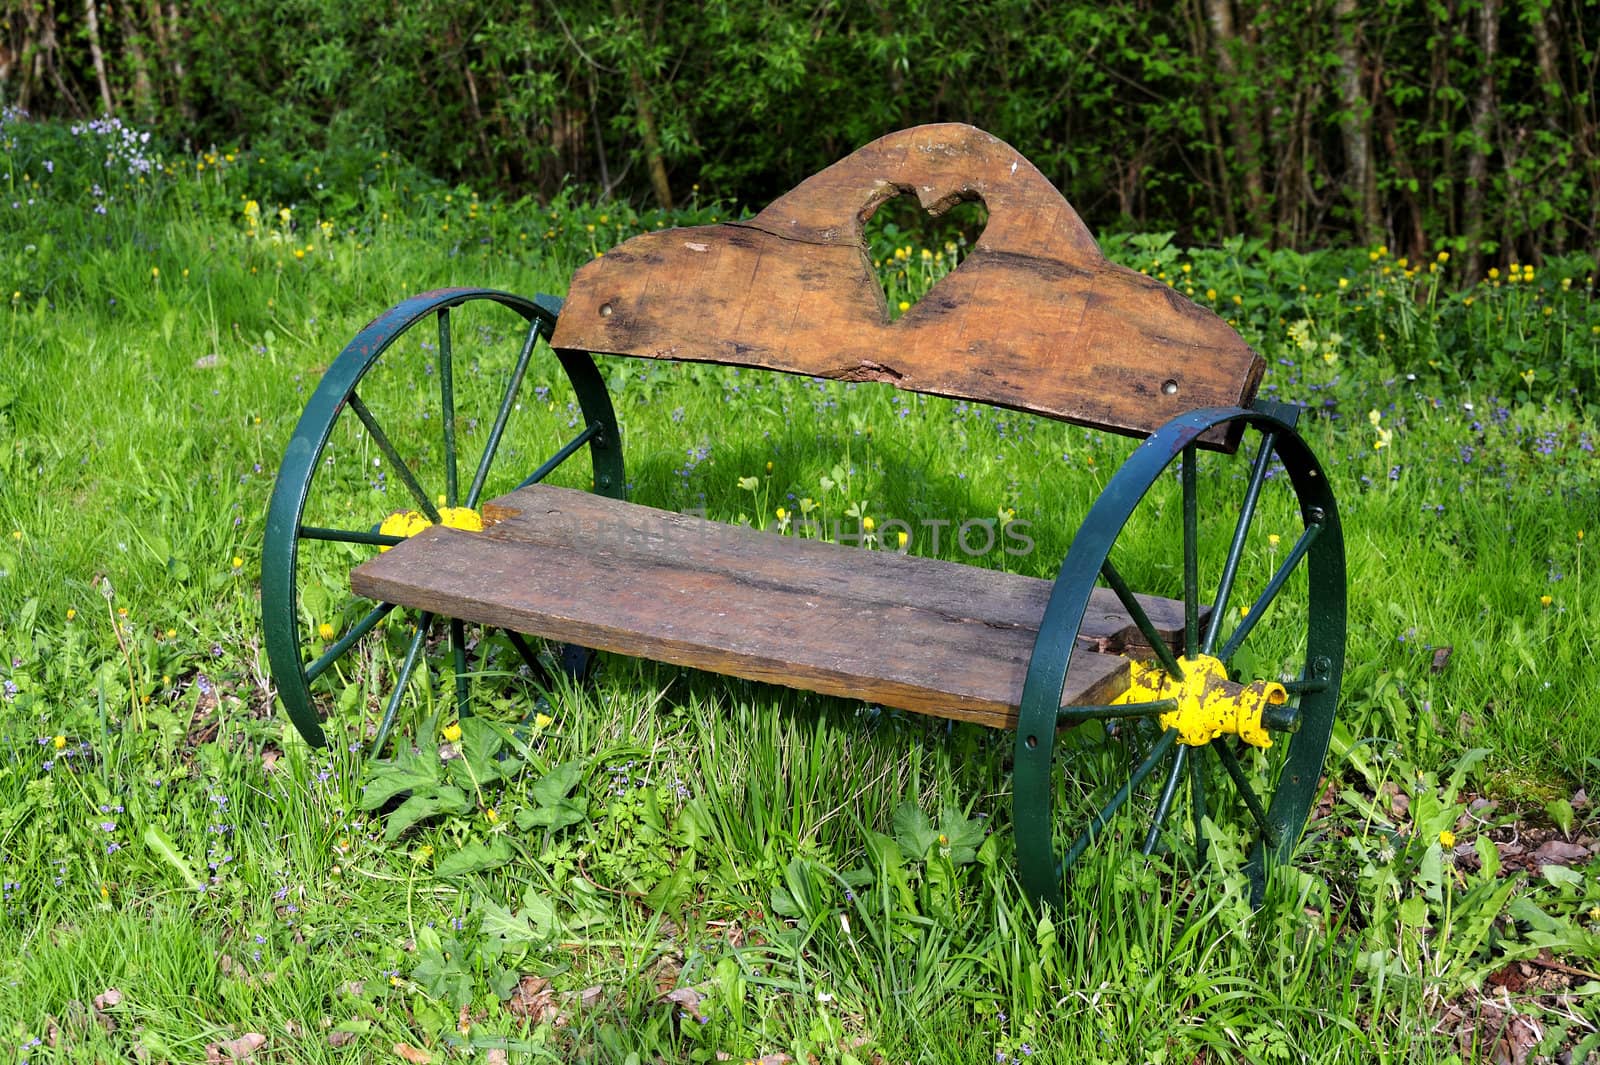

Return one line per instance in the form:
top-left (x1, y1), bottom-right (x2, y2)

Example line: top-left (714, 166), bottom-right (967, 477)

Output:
top-left (1182, 444), bottom-right (1199, 659)
top-left (1213, 741), bottom-right (1277, 846)
top-left (1062, 728), bottom-right (1178, 869)
top-left (1100, 559), bottom-right (1186, 680)
top-left (1203, 430), bottom-right (1278, 654)
top-left (304, 601), bottom-right (399, 682)
top-left (1217, 519), bottom-right (1324, 663)
top-left (348, 391), bottom-right (441, 522)
top-left (467, 318), bottom-right (542, 509)
top-left (1141, 745), bottom-right (1189, 855)
top-left (372, 612), bottom-right (433, 754)
top-left (450, 618), bottom-right (470, 720)
top-left (1190, 748), bottom-right (1210, 865)
top-left (515, 421), bottom-right (604, 490)
top-left (438, 308), bottom-right (460, 508)
top-left (298, 525), bottom-right (405, 548)
top-left (1058, 699), bottom-right (1177, 724)
top-left (502, 629), bottom-right (544, 675)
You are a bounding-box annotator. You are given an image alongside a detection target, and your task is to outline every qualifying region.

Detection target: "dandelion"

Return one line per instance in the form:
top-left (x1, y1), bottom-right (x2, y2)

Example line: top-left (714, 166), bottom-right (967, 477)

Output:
top-left (485, 807), bottom-right (499, 824)
top-left (897, 530), bottom-right (909, 548)
top-left (533, 713), bottom-right (554, 729)
top-left (53, 735), bottom-right (66, 750)
top-left (1268, 534), bottom-right (1281, 548)
top-left (1239, 605), bottom-right (1249, 618)
top-left (278, 207), bottom-right (292, 224)
top-left (1338, 277), bottom-right (1349, 289)
top-left (862, 516), bottom-right (876, 532)
top-left (441, 722), bottom-right (462, 743)
top-left (1540, 595), bottom-right (1553, 608)
top-left (231, 555), bottom-right (243, 569)
top-left (317, 622), bottom-right (335, 642)
top-left (737, 476), bottom-right (760, 491)
top-left (151, 266), bottom-right (159, 278)
top-left (898, 300), bottom-right (910, 313)
top-left (1436, 251), bottom-right (1450, 263)
top-left (1439, 830), bottom-right (1456, 847)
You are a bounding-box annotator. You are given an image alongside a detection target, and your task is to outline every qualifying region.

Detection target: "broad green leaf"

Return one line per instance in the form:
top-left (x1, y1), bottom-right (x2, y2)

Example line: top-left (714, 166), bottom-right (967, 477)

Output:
top-left (142, 824), bottom-right (205, 891)
top-left (382, 786), bottom-right (471, 840)
top-left (360, 754), bottom-right (442, 810)
top-left (434, 836), bottom-right (514, 877)
top-left (892, 800), bottom-right (938, 857)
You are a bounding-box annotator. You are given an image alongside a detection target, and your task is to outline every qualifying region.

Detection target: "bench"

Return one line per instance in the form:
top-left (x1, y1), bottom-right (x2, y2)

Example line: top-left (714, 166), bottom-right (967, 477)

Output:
top-left (263, 124), bottom-right (1346, 908)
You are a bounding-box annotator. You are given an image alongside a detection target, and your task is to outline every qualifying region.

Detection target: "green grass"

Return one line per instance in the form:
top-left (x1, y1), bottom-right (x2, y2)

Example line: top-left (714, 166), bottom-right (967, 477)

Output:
top-left (2, 115), bottom-right (1599, 1063)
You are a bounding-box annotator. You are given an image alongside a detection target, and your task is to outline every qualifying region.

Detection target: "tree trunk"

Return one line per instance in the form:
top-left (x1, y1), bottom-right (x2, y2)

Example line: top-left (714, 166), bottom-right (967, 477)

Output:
top-left (120, 3), bottom-right (155, 121)
top-left (612, 0), bottom-right (673, 210)
top-left (83, 0), bottom-right (115, 114)
top-left (1333, 0), bottom-right (1378, 244)
top-left (1464, 0), bottom-right (1500, 280)
top-left (1203, 0), bottom-right (1266, 235)
top-left (1186, 0), bottom-right (1236, 235)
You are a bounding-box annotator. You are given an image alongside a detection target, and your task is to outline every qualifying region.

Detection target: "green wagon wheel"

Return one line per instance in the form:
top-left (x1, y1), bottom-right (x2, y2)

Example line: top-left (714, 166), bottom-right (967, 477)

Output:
top-left (262, 288), bottom-right (624, 751)
top-left (1015, 406), bottom-right (1345, 908)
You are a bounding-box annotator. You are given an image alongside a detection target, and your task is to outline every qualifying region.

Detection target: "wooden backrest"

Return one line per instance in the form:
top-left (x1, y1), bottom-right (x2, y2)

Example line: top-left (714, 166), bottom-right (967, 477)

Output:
top-left (551, 124), bottom-right (1263, 446)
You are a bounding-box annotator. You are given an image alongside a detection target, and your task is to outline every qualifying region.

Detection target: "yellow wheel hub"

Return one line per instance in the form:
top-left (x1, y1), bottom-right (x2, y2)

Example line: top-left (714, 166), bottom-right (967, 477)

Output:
top-left (378, 506), bottom-right (484, 552)
top-left (1114, 654), bottom-right (1286, 749)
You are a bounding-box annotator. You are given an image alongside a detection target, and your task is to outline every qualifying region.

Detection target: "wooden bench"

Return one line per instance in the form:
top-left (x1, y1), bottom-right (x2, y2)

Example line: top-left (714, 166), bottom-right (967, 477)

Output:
top-left (263, 124), bottom-right (1346, 907)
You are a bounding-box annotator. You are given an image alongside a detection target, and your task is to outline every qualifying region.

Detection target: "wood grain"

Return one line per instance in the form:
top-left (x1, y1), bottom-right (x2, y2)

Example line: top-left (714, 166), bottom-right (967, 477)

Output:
top-left (552, 123), bottom-right (1262, 449)
top-left (351, 484), bottom-right (1206, 729)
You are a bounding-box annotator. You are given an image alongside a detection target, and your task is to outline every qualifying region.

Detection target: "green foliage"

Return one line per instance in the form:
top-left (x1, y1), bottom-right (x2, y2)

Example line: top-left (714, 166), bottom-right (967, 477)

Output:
top-left (5, 2), bottom-right (1600, 258)
top-left (1, 129), bottom-right (1599, 1060)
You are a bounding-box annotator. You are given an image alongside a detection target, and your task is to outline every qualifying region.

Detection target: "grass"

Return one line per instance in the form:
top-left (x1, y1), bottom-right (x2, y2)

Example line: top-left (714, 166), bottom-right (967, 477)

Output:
top-left (1, 113), bottom-right (1598, 1062)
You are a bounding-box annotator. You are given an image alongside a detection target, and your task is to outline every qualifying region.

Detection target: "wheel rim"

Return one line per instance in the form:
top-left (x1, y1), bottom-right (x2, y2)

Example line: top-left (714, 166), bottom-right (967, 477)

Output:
top-left (1015, 407), bottom-right (1346, 907)
top-left (262, 288), bottom-right (623, 750)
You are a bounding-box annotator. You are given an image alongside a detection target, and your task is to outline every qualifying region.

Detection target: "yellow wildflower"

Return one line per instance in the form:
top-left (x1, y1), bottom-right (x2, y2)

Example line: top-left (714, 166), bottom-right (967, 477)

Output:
top-left (1540, 595), bottom-right (1553, 608)
top-left (862, 516), bottom-right (876, 532)
top-left (534, 713), bottom-right (554, 729)
top-left (231, 556), bottom-right (244, 569)
top-left (897, 300), bottom-right (910, 313)
top-left (53, 735), bottom-right (66, 750)
top-left (441, 722), bottom-right (462, 743)
top-left (66, 608), bottom-right (76, 620)
top-left (1439, 830), bottom-right (1456, 847)
top-left (317, 622), bottom-right (335, 642)
top-left (485, 807), bottom-right (499, 824)
top-left (897, 531), bottom-right (909, 548)
top-left (1268, 534), bottom-right (1281, 548)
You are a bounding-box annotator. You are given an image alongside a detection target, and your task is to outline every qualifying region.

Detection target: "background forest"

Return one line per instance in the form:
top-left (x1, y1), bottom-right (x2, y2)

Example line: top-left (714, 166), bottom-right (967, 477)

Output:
top-left (5, 0), bottom-right (1599, 274)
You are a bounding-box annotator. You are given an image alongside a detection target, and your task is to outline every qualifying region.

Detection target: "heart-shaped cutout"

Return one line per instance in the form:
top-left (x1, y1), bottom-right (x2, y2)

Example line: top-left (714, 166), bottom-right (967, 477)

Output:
top-left (864, 193), bottom-right (989, 321)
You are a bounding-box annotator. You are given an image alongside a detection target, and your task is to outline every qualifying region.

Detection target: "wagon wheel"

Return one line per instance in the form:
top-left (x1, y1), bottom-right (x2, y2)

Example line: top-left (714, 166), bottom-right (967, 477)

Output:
top-left (263, 288), bottom-right (624, 751)
top-left (1014, 405), bottom-right (1345, 907)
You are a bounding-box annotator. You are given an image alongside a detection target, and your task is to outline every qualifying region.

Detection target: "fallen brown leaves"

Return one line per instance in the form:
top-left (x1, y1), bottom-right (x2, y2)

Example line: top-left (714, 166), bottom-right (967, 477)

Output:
top-left (501, 975), bottom-right (603, 1027)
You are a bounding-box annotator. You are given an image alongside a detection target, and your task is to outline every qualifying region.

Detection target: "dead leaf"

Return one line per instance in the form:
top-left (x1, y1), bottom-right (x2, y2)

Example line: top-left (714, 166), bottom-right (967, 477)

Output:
top-left (663, 985), bottom-right (710, 1022)
top-left (486, 1051), bottom-right (509, 1065)
top-left (503, 974), bottom-right (553, 1022)
top-left (327, 1031), bottom-right (356, 1048)
top-left (261, 746), bottom-right (282, 772)
top-left (93, 988), bottom-right (123, 1011)
top-left (205, 1032), bottom-right (267, 1063)
top-left (342, 981), bottom-right (365, 997)
top-left (1533, 839), bottom-right (1592, 867)
top-left (393, 1043), bottom-right (432, 1064)
top-left (1430, 646), bottom-right (1453, 673)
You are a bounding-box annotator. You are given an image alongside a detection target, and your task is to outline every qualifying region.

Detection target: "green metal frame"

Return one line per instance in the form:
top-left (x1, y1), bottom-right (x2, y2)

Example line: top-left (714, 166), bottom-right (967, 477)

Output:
top-left (1013, 405), bottom-right (1346, 909)
top-left (262, 288), bottom-right (625, 749)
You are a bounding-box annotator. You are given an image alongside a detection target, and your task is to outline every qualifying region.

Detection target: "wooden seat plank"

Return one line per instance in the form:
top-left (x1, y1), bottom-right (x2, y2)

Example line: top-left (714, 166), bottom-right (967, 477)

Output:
top-left (350, 485), bottom-right (1202, 729)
